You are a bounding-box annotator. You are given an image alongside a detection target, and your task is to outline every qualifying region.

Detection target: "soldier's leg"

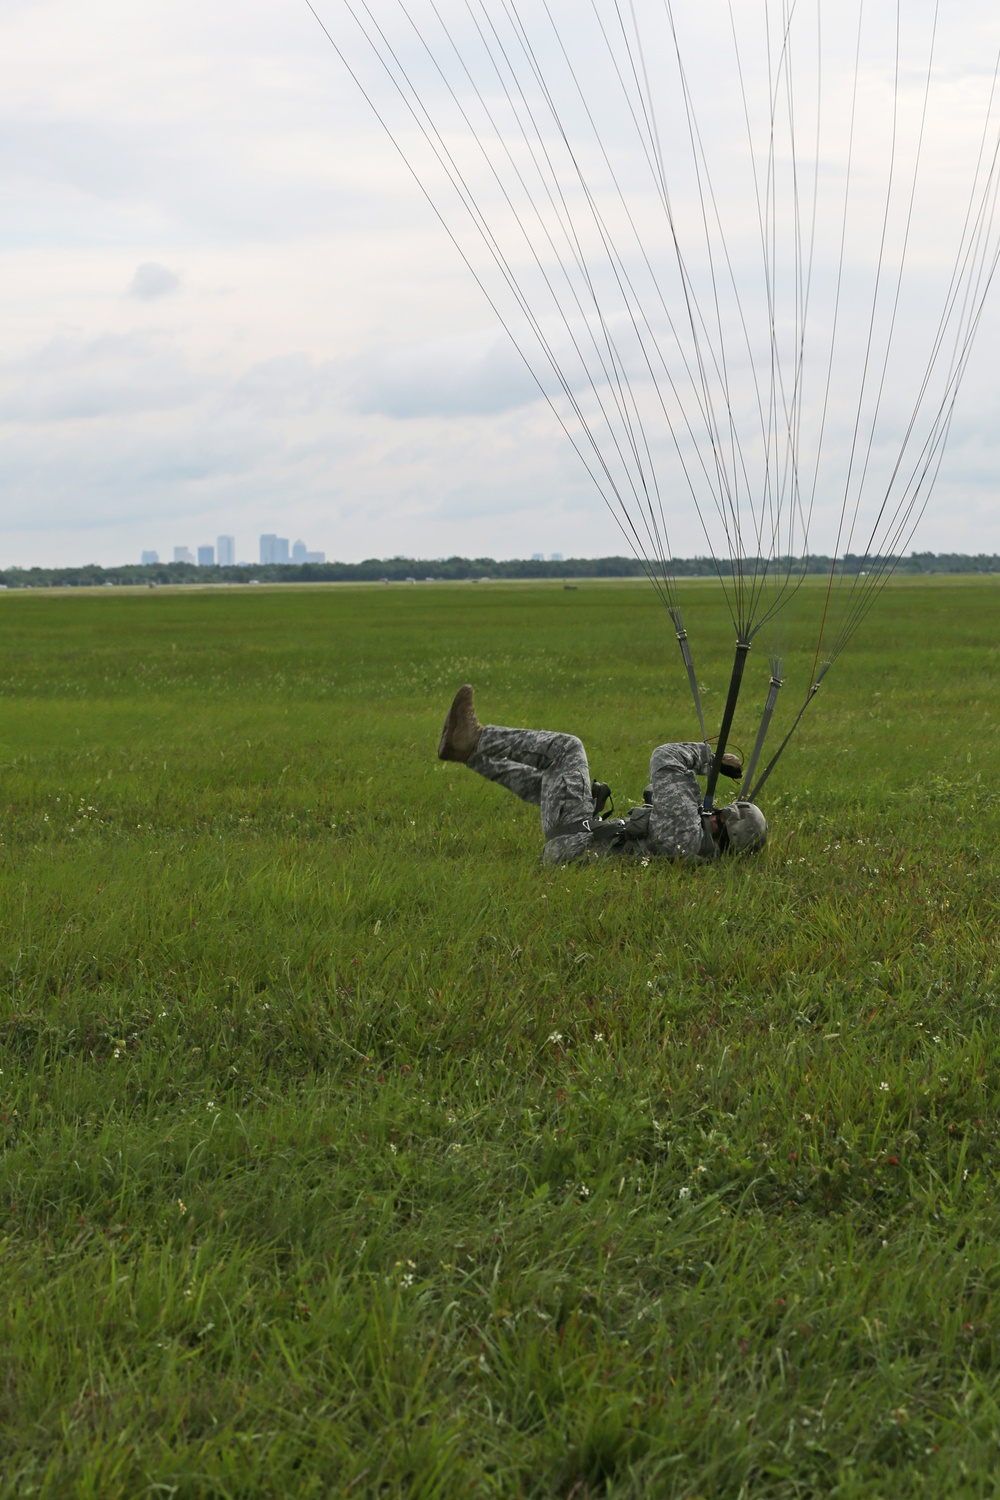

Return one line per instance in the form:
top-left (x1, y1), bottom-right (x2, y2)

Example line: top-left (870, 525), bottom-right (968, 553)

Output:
top-left (646, 742), bottom-right (712, 859)
top-left (468, 727), bottom-right (594, 836)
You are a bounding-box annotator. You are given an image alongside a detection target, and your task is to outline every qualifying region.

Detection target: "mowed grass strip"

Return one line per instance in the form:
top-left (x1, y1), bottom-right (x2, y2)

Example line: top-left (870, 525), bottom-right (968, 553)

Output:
top-left (1, 580), bottom-right (999, 1497)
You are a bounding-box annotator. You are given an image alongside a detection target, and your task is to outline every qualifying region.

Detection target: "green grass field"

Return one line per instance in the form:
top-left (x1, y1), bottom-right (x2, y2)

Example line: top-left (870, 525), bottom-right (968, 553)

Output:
top-left (1, 578), bottom-right (999, 1497)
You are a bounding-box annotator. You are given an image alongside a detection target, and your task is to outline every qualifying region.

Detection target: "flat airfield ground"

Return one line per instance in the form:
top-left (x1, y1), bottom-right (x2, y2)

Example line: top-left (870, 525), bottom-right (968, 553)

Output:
top-left (1, 577), bottom-right (999, 1497)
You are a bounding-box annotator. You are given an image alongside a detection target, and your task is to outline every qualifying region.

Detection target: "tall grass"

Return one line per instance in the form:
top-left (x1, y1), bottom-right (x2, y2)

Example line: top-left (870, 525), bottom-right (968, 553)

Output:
top-left (1, 579), bottom-right (999, 1496)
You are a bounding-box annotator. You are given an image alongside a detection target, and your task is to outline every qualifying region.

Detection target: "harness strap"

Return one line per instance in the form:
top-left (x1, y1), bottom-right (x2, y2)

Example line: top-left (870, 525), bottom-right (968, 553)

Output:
top-left (546, 816), bottom-right (628, 844)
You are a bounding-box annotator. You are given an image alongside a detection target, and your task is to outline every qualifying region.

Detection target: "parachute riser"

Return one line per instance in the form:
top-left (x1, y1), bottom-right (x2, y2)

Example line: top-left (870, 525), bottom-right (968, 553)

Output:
top-left (668, 607), bottom-right (708, 743)
top-left (703, 636), bottom-right (752, 813)
top-left (747, 664), bottom-right (829, 802)
top-left (740, 666), bottom-right (784, 800)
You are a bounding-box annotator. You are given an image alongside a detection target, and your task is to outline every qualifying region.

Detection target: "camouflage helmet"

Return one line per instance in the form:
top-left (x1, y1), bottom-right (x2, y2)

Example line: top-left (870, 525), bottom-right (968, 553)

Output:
top-left (719, 800), bottom-right (767, 854)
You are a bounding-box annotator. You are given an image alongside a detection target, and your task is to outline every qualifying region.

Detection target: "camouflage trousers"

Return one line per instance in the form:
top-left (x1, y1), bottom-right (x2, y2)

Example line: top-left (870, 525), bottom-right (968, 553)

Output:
top-left (467, 728), bottom-right (715, 865)
top-left (467, 726), bottom-right (597, 865)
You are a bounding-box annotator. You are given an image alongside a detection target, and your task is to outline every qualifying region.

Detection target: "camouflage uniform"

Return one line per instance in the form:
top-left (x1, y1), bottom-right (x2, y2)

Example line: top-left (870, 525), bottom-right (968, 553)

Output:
top-left (467, 726), bottom-right (716, 865)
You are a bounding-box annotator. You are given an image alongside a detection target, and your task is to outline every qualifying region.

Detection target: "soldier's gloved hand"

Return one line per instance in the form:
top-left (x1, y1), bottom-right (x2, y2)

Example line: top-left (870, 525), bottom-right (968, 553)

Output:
top-left (719, 752), bottom-right (742, 779)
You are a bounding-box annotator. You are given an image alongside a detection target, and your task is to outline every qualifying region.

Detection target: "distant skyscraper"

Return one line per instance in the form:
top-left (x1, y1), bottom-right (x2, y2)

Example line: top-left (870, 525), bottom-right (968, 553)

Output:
top-left (260, 534), bottom-right (291, 565)
top-left (531, 552), bottom-right (544, 561)
top-left (217, 535), bottom-right (235, 567)
top-left (550, 552), bottom-right (564, 562)
top-left (141, 550), bottom-right (159, 565)
top-left (174, 546), bottom-right (195, 564)
top-left (292, 539), bottom-right (307, 565)
top-left (197, 545), bottom-right (215, 567)
top-left (305, 550), bottom-right (325, 564)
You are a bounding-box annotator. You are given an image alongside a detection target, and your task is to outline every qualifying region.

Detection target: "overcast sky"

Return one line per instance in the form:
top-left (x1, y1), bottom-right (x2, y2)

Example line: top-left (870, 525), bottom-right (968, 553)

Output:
top-left (4, 0), bottom-right (1000, 568)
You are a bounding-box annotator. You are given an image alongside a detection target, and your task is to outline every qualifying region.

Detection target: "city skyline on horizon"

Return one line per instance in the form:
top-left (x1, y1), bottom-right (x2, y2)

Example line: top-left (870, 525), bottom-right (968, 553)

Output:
top-left (140, 533), bottom-right (327, 568)
top-left (4, 543), bottom-right (1000, 577)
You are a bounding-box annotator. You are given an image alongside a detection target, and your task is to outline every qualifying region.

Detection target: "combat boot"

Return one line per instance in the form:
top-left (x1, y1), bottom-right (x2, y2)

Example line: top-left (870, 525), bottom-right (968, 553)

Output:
top-left (591, 780), bottom-right (614, 818)
top-left (438, 684), bottom-right (483, 762)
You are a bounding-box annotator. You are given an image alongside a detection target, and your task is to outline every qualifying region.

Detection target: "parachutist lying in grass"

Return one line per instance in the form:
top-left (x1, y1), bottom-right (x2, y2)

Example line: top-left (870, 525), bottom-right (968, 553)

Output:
top-left (438, 684), bottom-right (767, 865)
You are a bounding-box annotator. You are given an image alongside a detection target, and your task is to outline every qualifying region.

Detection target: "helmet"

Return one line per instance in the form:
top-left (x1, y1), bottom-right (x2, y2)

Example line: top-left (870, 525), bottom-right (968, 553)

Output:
top-left (719, 800), bottom-right (767, 854)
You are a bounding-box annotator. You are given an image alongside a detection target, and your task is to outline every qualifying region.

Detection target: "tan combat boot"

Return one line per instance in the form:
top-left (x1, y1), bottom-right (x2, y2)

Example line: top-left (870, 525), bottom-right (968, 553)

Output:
top-left (437, 684), bottom-right (482, 762)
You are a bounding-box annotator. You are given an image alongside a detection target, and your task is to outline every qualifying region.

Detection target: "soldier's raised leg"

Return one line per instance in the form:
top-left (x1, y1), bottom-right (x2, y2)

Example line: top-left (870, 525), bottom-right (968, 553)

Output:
top-left (437, 685), bottom-right (596, 860)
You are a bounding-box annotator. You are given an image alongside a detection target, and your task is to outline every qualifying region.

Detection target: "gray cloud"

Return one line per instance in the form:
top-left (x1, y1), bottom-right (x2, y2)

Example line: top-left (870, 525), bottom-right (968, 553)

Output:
top-left (225, 354), bottom-right (340, 418)
top-left (0, 404), bottom-right (277, 526)
top-left (223, 338), bottom-right (540, 424)
top-left (352, 336), bottom-right (538, 419)
top-left (0, 120), bottom-right (153, 198)
top-left (129, 262), bottom-right (180, 299)
top-left (0, 108), bottom-right (406, 251)
top-left (0, 334), bottom-right (203, 423)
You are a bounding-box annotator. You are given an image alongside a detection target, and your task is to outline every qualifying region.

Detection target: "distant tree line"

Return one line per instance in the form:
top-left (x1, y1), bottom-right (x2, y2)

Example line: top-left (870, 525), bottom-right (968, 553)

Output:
top-left (1, 551), bottom-right (1000, 589)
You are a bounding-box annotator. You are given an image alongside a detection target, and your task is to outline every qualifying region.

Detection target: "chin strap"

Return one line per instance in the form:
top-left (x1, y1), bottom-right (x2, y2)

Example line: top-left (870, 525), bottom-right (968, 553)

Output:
top-left (698, 806), bottom-right (722, 859)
